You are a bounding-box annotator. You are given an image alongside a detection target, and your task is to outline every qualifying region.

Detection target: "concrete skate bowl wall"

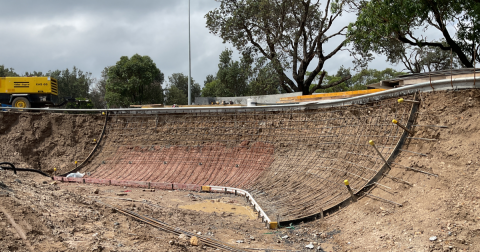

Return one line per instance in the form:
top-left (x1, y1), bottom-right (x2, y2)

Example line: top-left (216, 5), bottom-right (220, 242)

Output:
top-left (77, 96), bottom-right (417, 223)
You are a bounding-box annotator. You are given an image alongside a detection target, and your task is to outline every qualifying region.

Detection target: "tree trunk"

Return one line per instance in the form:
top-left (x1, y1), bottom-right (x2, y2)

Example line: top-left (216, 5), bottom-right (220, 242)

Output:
top-left (302, 84), bottom-right (310, 95)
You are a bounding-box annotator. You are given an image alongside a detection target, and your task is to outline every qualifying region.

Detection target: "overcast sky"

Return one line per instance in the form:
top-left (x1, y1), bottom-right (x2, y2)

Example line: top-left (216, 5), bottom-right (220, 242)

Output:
top-left (0, 0), bottom-right (404, 89)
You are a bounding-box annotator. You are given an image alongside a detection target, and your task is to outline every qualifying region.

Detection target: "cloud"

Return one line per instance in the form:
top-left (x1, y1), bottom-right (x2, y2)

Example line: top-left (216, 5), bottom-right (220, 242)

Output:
top-left (0, 0), bottom-right (402, 91)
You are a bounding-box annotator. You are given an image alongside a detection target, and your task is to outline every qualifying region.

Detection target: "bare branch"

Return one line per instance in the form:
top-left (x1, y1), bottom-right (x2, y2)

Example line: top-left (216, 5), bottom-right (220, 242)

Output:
top-left (313, 74), bottom-right (352, 92)
top-left (321, 26), bottom-right (348, 42)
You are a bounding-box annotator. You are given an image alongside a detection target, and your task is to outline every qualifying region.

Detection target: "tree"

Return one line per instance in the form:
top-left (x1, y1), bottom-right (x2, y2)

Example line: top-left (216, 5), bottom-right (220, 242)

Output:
top-left (351, 0), bottom-right (480, 72)
top-left (398, 44), bottom-right (462, 73)
top-left (206, 0), bottom-right (353, 95)
top-left (201, 48), bottom-right (251, 97)
top-left (201, 79), bottom-right (225, 97)
top-left (246, 57), bottom-right (283, 95)
top-left (216, 49), bottom-right (251, 97)
top-left (105, 54), bottom-right (164, 108)
top-left (0, 65), bottom-right (19, 77)
top-left (348, 68), bottom-right (405, 88)
top-left (202, 49), bottom-right (282, 97)
top-left (166, 73), bottom-right (201, 103)
top-left (24, 71), bottom-right (44, 77)
top-left (204, 74), bottom-right (216, 85)
top-left (89, 67), bottom-right (109, 109)
top-left (47, 67), bottom-right (93, 99)
top-left (310, 67), bottom-right (405, 93)
top-left (44, 67), bottom-right (94, 107)
top-left (165, 85), bottom-right (188, 105)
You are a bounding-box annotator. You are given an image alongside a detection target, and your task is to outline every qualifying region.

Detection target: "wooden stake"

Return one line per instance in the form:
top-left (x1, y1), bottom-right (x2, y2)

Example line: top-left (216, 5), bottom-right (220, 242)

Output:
top-left (392, 119), bottom-right (414, 136)
top-left (344, 180), bottom-right (357, 202)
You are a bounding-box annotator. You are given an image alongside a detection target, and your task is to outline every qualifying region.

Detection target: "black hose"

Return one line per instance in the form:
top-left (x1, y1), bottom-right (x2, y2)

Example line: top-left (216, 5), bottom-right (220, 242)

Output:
top-left (0, 162), bottom-right (16, 175)
top-left (0, 162), bottom-right (52, 178)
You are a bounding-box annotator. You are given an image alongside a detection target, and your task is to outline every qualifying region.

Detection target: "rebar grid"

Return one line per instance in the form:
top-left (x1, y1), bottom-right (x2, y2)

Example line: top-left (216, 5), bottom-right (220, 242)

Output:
top-left (80, 96), bottom-right (414, 221)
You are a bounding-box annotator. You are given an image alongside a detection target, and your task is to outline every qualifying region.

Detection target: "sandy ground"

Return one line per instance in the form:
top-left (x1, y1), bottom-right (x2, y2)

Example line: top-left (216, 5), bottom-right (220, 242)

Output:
top-left (1, 90), bottom-right (480, 252)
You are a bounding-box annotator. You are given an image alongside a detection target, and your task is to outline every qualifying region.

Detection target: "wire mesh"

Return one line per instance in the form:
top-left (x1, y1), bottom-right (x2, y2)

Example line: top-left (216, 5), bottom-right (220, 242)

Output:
top-left (79, 96), bottom-right (414, 221)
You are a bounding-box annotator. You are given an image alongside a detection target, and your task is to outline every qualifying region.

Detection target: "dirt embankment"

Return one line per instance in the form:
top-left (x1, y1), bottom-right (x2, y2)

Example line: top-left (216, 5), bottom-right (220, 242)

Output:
top-left (0, 112), bottom-right (104, 174)
top-left (308, 89), bottom-right (480, 251)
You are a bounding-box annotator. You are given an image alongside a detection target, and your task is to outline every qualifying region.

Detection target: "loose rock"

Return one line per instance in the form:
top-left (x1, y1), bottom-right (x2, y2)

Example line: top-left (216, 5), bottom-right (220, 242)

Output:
top-left (190, 236), bottom-right (199, 246)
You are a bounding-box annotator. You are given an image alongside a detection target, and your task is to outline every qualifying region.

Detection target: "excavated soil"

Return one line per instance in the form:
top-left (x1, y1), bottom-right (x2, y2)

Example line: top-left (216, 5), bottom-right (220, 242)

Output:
top-left (1, 90), bottom-right (480, 251)
top-left (0, 112), bottom-right (104, 174)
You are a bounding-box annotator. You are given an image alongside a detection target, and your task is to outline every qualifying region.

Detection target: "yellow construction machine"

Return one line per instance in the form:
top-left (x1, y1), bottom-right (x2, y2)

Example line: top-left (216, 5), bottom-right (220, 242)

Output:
top-left (0, 76), bottom-right (73, 108)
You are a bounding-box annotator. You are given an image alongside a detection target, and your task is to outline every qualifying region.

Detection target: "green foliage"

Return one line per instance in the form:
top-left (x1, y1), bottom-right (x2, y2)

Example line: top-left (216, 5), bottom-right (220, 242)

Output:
top-left (246, 57), bottom-right (282, 95)
top-left (106, 54), bottom-right (164, 108)
top-left (47, 66), bottom-right (93, 99)
top-left (0, 65), bottom-right (19, 77)
top-left (206, 0), bottom-right (353, 95)
top-left (204, 74), bottom-right (216, 85)
top-left (201, 79), bottom-right (225, 97)
top-left (89, 67), bottom-right (109, 109)
top-left (201, 48), bottom-right (249, 97)
top-left (24, 71), bottom-right (44, 77)
top-left (165, 85), bottom-right (187, 105)
top-left (215, 49), bottom-right (250, 97)
top-left (350, 0), bottom-right (480, 71)
top-left (165, 73), bottom-right (201, 104)
top-left (401, 44), bottom-right (463, 73)
top-left (202, 49), bottom-right (282, 97)
top-left (65, 98), bottom-right (94, 109)
top-left (310, 68), bottom-right (405, 93)
top-left (63, 98), bottom-right (95, 114)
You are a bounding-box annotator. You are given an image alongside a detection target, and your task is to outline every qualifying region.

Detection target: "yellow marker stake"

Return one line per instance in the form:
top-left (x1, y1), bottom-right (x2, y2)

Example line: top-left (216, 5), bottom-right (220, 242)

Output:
top-left (397, 98), bottom-right (419, 104)
top-left (343, 179), bottom-right (356, 202)
top-left (93, 139), bottom-right (97, 143)
top-left (54, 168), bottom-right (57, 176)
top-left (102, 112), bottom-right (105, 115)
top-left (392, 119), bottom-right (413, 135)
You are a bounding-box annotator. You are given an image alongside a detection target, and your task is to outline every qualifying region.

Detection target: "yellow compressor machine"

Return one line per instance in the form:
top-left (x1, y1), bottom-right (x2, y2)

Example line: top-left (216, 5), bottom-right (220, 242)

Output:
top-left (0, 76), bottom-right (72, 108)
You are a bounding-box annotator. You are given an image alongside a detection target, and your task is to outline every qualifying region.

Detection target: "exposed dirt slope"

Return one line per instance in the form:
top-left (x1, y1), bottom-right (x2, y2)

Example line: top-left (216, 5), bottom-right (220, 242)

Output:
top-left (299, 89), bottom-right (480, 251)
top-left (0, 112), bottom-right (104, 174)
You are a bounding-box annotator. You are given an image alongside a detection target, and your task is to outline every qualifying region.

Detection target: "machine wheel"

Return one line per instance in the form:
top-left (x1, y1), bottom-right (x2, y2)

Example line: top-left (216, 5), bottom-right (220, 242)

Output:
top-left (12, 97), bottom-right (31, 109)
